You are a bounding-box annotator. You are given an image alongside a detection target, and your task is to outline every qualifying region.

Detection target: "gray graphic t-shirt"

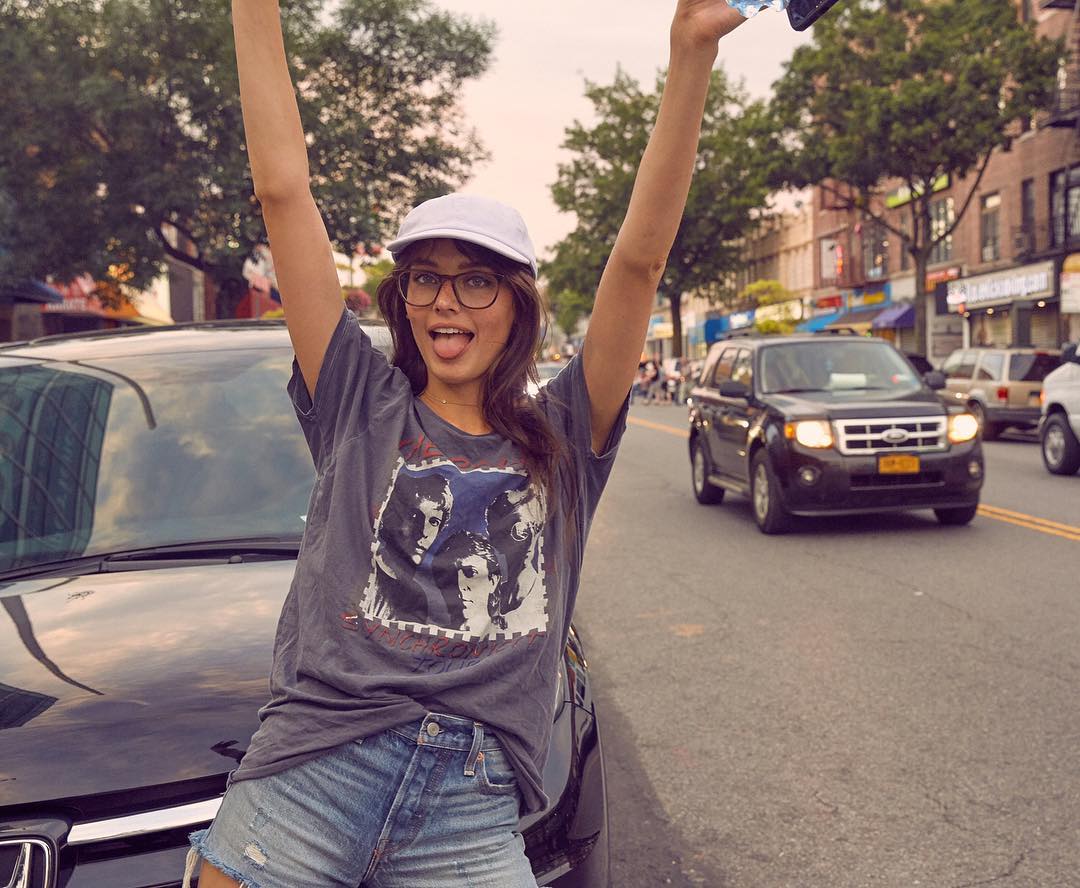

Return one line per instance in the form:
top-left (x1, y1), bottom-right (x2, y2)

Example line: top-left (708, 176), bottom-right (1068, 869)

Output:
top-left (232, 309), bottom-right (627, 814)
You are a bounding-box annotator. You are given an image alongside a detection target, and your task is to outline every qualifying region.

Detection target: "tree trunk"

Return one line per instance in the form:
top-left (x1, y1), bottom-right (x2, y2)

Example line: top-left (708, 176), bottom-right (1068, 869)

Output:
top-left (914, 250), bottom-right (929, 357)
top-left (668, 290), bottom-right (683, 359)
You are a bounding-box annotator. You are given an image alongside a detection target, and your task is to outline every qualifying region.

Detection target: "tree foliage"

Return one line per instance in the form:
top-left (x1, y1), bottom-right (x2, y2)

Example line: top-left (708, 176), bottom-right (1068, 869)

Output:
top-left (768, 0), bottom-right (1062, 350)
top-left (543, 66), bottom-right (777, 356)
top-left (0, 0), bottom-right (493, 315)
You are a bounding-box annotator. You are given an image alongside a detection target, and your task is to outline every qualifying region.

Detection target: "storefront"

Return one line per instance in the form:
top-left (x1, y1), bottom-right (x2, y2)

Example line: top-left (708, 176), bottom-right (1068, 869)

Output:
top-left (646, 312), bottom-right (674, 360)
top-left (944, 260), bottom-right (1058, 349)
top-left (796, 293), bottom-right (844, 332)
top-left (1062, 253), bottom-right (1080, 343)
top-left (824, 284), bottom-right (891, 334)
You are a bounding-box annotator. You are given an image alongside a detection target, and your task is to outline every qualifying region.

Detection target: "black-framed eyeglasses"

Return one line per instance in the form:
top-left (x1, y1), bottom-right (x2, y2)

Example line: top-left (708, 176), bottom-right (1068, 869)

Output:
top-left (397, 269), bottom-right (507, 310)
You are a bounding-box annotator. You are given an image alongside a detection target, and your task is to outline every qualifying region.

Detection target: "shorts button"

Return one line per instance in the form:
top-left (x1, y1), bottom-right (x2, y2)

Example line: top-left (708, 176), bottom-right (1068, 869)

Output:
top-left (426, 722), bottom-right (441, 737)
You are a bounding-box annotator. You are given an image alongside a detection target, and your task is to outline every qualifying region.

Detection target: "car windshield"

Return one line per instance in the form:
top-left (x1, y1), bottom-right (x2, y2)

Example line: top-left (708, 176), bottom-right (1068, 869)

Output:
top-left (759, 340), bottom-right (922, 395)
top-left (1008, 352), bottom-right (1060, 382)
top-left (0, 347), bottom-right (313, 574)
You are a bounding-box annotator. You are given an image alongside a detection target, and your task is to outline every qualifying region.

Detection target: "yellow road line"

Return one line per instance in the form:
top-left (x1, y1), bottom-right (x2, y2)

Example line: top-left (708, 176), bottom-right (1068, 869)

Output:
top-left (628, 415), bottom-right (689, 438)
top-left (977, 503), bottom-right (1080, 535)
top-left (977, 507), bottom-right (1080, 542)
top-left (627, 415), bottom-right (1079, 542)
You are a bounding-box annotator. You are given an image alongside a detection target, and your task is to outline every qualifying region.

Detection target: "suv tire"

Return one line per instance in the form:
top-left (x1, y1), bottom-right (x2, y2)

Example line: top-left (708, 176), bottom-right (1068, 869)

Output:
top-left (1040, 413), bottom-right (1080, 476)
top-left (969, 401), bottom-right (1001, 441)
top-left (691, 438), bottom-right (725, 504)
top-left (934, 504), bottom-right (978, 526)
top-left (751, 450), bottom-right (790, 534)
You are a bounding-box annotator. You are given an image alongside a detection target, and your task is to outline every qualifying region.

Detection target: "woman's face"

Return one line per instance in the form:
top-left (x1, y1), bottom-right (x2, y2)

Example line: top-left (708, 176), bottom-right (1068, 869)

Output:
top-left (404, 239), bottom-right (516, 390)
top-left (457, 553), bottom-right (499, 628)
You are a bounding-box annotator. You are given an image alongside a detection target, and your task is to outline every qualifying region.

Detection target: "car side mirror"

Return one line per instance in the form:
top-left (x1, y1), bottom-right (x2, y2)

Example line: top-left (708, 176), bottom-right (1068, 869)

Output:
top-left (718, 380), bottom-right (750, 399)
top-left (1063, 342), bottom-right (1079, 364)
top-left (924, 370), bottom-right (946, 390)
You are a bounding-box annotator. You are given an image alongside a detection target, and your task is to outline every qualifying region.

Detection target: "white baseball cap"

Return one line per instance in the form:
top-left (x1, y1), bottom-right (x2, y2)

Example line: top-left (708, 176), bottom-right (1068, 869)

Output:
top-left (386, 194), bottom-right (537, 277)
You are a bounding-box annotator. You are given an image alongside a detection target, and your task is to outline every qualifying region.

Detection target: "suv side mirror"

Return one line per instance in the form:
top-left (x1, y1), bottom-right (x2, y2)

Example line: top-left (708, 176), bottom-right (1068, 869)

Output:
top-left (1063, 342), bottom-right (1079, 364)
top-left (718, 380), bottom-right (750, 399)
top-left (924, 370), bottom-right (946, 390)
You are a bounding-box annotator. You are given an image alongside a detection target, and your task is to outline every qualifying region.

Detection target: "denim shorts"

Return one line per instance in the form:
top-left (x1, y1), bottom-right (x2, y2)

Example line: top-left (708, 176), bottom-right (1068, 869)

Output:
top-left (183, 713), bottom-right (537, 888)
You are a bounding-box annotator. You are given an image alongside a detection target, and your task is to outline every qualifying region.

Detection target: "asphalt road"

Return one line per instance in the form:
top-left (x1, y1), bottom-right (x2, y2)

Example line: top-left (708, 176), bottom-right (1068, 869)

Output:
top-left (574, 404), bottom-right (1080, 888)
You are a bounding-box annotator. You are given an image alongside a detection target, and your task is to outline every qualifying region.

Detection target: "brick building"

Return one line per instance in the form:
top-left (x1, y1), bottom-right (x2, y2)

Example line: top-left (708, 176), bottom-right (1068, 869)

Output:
top-left (803, 0), bottom-right (1079, 363)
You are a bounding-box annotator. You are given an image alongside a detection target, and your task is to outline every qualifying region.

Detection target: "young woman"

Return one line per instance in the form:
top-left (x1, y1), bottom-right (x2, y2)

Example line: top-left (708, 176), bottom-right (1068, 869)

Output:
top-left (187, 1), bottom-right (750, 885)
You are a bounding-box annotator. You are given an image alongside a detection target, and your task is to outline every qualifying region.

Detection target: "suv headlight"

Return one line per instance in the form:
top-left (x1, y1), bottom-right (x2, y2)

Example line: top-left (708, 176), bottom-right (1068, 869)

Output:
top-left (785, 420), bottom-right (834, 449)
top-left (948, 413), bottom-right (979, 443)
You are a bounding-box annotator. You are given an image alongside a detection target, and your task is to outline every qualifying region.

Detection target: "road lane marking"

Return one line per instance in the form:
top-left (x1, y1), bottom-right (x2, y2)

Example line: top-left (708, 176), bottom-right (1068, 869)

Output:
top-left (977, 503), bottom-right (1080, 535)
top-left (628, 415), bottom-right (689, 438)
top-left (628, 416), bottom-right (1079, 542)
top-left (977, 506), bottom-right (1080, 542)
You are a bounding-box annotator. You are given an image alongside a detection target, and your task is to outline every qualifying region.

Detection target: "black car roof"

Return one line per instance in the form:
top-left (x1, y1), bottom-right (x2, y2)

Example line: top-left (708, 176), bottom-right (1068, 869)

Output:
top-left (0, 316), bottom-right (387, 362)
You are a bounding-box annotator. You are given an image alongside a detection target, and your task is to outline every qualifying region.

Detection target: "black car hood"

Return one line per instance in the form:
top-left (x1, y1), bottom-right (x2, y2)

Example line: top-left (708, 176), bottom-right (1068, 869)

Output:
top-left (762, 388), bottom-right (946, 420)
top-left (0, 561), bottom-right (291, 807)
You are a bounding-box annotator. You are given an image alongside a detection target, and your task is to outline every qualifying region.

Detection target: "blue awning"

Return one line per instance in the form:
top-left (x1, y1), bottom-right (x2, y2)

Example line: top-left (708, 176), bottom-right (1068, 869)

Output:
top-left (872, 303), bottom-right (915, 329)
top-left (796, 312), bottom-right (843, 332)
top-left (0, 280), bottom-right (64, 304)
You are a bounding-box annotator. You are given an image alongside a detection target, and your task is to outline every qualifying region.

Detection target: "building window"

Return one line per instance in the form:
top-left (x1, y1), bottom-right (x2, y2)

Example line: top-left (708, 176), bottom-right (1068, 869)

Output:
top-left (820, 236), bottom-right (843, 283)
top-left (861, 220), bottom-right (889, 280)
top-left (929, 197), bottom-right (955, 265)
top-left (980, 193), bottom-right (1000, 262)
top-left (1050, 166), bottom-right (1080, 247)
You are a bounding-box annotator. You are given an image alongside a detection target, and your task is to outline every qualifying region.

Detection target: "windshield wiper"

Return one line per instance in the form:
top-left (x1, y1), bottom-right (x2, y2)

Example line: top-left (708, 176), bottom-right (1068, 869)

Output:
top-left (0, 538), bottom-right (301, 583)
top-left (768, 387), bottom-right (828, 394)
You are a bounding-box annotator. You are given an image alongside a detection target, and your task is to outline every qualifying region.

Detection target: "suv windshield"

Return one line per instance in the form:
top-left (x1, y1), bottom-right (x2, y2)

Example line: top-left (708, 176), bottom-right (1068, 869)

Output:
top-left (759, 340), bottom-right (922, 395)
top-left (1008, 352), bottom-right (1060, 382)
top-left (0, 347), bottom-right (313, 574)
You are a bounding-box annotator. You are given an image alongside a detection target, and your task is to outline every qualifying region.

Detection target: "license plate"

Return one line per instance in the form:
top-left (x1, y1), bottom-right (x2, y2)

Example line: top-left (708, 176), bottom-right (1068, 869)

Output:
top-left (878, 454), bottom-right (920, 474)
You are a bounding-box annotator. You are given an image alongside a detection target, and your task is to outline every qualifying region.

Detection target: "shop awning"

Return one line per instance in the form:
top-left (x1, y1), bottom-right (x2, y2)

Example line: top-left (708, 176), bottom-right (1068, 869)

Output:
top-left (795, 312), bottom-right (843, 333)
top-left (872, 303), bottom-right (915, 329)
top-left (824, 306), bottom-right (887, 331)
top-left (0, 280), bottom-right (64, 304)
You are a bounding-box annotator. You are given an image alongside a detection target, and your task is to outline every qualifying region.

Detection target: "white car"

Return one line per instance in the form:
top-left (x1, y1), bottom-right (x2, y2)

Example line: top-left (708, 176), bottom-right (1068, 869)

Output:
top-left (1039, 342), bottom-right (1080, 475)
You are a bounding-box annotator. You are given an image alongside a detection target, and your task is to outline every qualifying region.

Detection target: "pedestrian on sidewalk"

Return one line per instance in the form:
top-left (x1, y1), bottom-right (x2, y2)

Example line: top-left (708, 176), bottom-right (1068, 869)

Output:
top-left (187, 2), bottom-right (754, 886)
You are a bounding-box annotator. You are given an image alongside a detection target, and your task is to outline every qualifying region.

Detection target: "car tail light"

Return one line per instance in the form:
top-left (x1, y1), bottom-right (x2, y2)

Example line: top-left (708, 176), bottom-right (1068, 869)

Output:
top-left (996, 387), bottom-right (1008, 402)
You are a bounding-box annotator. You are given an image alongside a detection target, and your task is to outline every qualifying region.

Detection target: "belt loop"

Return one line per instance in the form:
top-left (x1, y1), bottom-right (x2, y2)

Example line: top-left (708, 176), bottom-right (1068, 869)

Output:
top-left (464, 721), bottom-right (484, 776)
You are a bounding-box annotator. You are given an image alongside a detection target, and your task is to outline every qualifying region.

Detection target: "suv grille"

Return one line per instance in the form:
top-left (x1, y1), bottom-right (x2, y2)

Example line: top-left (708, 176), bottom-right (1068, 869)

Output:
top-left (834, 416), bottom-right (947, 455)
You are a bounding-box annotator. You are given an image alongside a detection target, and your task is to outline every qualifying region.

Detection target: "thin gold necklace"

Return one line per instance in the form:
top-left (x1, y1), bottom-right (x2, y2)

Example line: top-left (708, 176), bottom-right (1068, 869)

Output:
top-left (421, 391), bottom-right (481, 409)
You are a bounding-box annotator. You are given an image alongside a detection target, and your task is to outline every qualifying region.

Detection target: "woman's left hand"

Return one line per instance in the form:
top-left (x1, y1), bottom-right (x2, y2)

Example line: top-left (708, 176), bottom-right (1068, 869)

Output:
top-left (671, 0), bottom-right (748, 51)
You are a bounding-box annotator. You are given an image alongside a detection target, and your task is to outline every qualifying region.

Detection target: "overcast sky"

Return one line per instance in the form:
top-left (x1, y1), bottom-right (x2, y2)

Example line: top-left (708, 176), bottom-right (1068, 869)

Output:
top-left (428, 0), bottom-right (811, 260)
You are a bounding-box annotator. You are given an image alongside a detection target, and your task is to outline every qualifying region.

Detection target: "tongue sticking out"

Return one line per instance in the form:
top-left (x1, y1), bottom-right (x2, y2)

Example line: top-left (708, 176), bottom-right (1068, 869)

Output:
top-left (432, 332), bottom-right (473, 361)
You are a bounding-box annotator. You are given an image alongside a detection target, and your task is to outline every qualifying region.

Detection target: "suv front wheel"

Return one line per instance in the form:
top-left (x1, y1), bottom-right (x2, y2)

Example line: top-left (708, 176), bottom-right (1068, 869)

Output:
top-left (934, 504), bottom-right (979, 526)
top-left (1040, 413), bottom-right (1080, 475)
top-left (751, 450), bottom-right (790, 534)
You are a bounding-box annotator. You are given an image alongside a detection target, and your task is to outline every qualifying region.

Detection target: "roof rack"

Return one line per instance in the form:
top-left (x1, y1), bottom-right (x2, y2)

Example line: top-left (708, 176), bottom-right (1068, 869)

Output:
top-left (812, 327), bottom-right (861, 336)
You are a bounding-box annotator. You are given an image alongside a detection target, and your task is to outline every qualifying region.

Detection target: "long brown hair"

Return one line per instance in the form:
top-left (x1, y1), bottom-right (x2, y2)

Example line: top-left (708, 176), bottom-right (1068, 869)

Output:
top-left (375, 239), bottom-right (567, 507)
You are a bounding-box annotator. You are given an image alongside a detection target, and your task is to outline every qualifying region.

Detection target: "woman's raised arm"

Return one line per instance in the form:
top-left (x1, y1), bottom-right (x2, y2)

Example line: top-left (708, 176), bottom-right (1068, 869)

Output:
top-left (580, 0), bottom-right (748, 452)
top-left (233, 0), bottom-right (343, 398)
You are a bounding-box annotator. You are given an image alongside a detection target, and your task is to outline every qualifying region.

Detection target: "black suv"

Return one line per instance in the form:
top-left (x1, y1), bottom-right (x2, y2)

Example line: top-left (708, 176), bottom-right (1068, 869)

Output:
top-left (687, 334), bottom-right (984, 533)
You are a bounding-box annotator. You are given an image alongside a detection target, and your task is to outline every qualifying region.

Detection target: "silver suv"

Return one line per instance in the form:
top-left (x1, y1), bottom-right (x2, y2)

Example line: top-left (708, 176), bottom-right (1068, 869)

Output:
top-left (941, 347), bottom-right (1061, 440)
top-left (1039, 342), bottom-right (1080, 475)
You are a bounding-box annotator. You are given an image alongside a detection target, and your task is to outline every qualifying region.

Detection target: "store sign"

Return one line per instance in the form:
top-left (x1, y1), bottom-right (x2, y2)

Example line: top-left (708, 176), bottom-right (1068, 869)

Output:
top-left (926, 266), bottom-right (961, 290)
top-left (1063, 254), bottom-right (1080, 314)
top-left (886, 174), bottom-right (950, 209)
top-left (848, 287), bottom-right (888, 309)
top-left (946, 261), bottom-right (1055, 313)
top-left (813, 294), bottom-right (842, 315)
top-left (729, 310), bottom-right (755, 329)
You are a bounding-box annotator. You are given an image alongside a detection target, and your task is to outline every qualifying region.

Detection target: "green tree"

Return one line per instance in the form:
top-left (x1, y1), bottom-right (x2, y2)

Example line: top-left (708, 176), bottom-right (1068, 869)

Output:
top-left (0, 0), bottom-right (493, 316)
top-left (741, 278), bottom-right (793, 307)
top-left (543, 67), bottom-right (776, 357)
top-left (549, 288), bottom-right (593, 339)
top-left (769, 0), bottom-right (1062, 352)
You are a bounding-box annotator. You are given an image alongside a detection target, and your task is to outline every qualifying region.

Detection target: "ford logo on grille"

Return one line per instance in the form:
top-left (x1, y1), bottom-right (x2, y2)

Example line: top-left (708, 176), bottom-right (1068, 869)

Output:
top-left (0, 838), bottom-right (54, 888)
top-left (882, 428), bottom-right (910, 444)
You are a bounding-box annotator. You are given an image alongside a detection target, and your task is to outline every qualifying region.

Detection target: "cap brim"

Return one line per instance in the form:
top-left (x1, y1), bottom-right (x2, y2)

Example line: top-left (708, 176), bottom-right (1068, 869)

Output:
top-left (386, 228), bottom-right (536, 276)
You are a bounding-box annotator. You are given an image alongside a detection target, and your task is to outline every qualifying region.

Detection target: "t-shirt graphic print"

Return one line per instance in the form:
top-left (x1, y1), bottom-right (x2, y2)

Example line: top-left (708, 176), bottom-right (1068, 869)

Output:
top-left (358, 456), bottom-right (547, 641)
